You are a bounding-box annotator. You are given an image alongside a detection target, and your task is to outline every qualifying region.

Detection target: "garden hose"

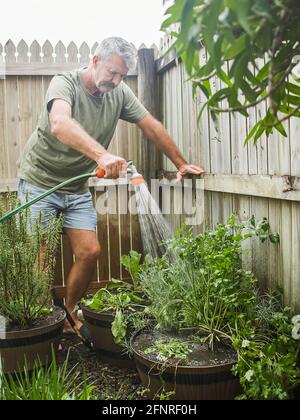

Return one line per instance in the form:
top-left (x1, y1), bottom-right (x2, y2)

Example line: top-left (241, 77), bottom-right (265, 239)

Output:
top-left (0, 170), bottom-right (102, 224)
top-left (0, 160), bottom-right (144, 223)
top-left (0, 161), bottom-right (143, 224)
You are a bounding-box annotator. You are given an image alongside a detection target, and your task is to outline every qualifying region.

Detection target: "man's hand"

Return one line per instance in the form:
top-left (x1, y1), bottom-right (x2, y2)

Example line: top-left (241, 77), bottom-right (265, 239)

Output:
top-left (97, 153), bottom-right (127, 179)
top-left (176, 164), bottom-right (206, 182)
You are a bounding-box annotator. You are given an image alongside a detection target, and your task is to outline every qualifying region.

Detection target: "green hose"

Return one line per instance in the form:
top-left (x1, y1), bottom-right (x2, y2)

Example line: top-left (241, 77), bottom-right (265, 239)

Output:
top-left (0, 171), bottom-right (97, 224)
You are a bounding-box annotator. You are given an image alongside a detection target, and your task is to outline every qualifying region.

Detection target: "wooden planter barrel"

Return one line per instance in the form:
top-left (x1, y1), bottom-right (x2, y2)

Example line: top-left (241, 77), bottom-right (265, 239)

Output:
top-left (131, 330), bottom-right (241, 400)
top-left (81, 306), bottom-right (135, 368)
top-left (0, 307), bottom-right (65, 374)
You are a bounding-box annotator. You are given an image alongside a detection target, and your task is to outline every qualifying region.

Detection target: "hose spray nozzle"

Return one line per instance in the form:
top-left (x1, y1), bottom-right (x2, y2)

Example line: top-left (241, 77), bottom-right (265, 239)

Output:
top-left (95, 160), bottom-right (145, 186)
top-left (126, 161), bottom-right (145, 186)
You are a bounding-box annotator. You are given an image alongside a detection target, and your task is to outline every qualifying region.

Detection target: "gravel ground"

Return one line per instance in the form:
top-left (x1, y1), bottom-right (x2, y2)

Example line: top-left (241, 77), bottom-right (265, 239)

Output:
top-left (57, 334), bottom-right (144, 400)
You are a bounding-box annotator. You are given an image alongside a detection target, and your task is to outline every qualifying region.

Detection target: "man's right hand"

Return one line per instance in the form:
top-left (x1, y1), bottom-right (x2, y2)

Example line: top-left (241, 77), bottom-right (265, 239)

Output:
top-left (97, 153), bottom-right (127, 179)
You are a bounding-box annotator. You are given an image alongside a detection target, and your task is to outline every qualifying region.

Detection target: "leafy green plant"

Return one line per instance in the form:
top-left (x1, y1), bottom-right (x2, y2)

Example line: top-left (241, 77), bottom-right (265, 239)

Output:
top-left (121, 251), bottom-right (151, 291)
top-left (232, 295), bottom-right (300, 400)
top-left (140, 216), bottom-right (300, 399)
top-left (0, 349), bottom-right (96, 400)
top-left (145, 338), bottom-right (192, 363)
top-left (82, 252), bottom-right (151, 345)
top-left (162, 0), bottom-right (300, 143)
top-left (141, 216), bottom-right (276, 343)
top-left (0, 193), bottom-right (62, 327)
top-left (82, 286), bottom-right (148, 344)
top-left (167, 215), bottom-right (279, 271)
top-left (141, 254), bottom-right (257, 347)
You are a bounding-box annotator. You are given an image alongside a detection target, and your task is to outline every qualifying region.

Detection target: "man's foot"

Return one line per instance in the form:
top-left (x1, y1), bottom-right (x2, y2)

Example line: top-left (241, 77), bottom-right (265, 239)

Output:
top-left (63, 321), bottom-right (93, 349)
top-left (63, 319), bottom-right (83, 335)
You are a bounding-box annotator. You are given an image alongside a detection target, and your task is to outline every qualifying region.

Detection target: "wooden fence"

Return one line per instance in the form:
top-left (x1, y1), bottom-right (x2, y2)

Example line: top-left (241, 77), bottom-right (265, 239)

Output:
top-left (1, 38), bottom-right (300, 310)
top-left (0, 40), bottom-right (158, 297)
top-left (158, 35), bottom-right (300, 311)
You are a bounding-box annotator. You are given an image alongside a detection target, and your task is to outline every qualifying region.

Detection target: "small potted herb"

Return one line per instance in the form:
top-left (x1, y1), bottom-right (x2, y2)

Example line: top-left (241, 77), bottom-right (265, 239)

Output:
top-left (0, 193), bottom-right (65, 374)
top-left (81, 251), bottom-right (151, 367)
top-left (131, 216), bottom-right (300, 400)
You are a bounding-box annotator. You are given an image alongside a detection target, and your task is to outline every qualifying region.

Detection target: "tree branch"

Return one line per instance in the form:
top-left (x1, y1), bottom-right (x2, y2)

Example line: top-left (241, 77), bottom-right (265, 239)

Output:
top-left (209, 62), bottom-right (297, 114)
top-left (264, 105), bottom-right (300, 128)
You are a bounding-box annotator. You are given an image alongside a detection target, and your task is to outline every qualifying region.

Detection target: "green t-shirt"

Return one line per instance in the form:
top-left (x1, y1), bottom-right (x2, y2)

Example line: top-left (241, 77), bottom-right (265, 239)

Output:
top-left (18, 68), bottom-right (149, 194)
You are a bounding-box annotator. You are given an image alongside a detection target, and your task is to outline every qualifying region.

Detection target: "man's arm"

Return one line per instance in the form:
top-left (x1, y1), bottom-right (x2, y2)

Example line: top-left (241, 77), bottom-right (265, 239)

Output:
top-left (49, 99), bottom-right (126, 178)
top-left (138, 114), bottom-right (205, 181)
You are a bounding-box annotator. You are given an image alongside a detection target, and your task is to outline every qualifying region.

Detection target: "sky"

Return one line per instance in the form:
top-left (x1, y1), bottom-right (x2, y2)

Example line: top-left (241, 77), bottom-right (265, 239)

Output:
top-left (0, 0), bottom-right (167, 49)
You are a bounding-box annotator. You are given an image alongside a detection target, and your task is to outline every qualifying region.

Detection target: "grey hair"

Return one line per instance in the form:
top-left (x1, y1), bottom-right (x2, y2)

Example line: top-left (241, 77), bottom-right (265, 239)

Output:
top-left (94, 37), bottom-right (137, 71)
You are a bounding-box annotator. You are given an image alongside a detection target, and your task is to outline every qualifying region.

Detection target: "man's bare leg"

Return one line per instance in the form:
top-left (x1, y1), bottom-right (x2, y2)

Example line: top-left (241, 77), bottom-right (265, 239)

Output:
top-left (63, 228), bottom-right (101, 332)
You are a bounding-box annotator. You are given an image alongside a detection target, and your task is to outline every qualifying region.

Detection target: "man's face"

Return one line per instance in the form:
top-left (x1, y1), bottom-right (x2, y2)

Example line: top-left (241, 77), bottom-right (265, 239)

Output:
top-left (92, 53), bottom-right (129, 94)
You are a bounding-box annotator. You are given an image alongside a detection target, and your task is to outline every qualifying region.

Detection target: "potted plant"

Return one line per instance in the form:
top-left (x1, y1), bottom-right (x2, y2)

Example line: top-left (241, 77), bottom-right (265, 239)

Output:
top-left (81, 251), bottom-right (151, 367)
top-left (130, 216), bottom-right (300, 400)
top-left (0, 193), bottom-right (65, 374)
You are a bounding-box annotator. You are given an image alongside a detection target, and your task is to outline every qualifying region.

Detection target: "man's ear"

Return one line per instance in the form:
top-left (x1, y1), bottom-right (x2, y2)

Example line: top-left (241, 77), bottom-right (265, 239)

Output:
top-left (92, 55), bottom-right (101, 66)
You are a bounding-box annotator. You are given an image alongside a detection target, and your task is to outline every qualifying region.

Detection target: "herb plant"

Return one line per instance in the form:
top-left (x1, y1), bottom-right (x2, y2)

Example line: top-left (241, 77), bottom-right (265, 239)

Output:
top-left (120, 251), bottom-right (151, 291)
top-left (82, 286), bottom-right (148, 344)
top-left (0, 193), bottom-right (62, 327)
top-left (139, 215), bottom-right (300, 399)
top-left (141, 216), bottom-right (274, 342)
top-left (145, 339), bottom-right (192, 363)
top-left (82, 252), bottom-right (151, 345)
top-left (232, 294), bottom-right (300, 400)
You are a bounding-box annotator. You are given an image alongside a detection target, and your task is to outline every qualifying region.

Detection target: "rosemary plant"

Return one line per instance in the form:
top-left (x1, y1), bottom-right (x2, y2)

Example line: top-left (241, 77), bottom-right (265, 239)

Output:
top-left (0, 193), bottom-right (62, 327)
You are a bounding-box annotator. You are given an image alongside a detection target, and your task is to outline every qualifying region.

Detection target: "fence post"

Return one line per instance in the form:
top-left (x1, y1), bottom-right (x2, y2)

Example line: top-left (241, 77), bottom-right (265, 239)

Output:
top-left (137, 48), bottom-right (161, 184)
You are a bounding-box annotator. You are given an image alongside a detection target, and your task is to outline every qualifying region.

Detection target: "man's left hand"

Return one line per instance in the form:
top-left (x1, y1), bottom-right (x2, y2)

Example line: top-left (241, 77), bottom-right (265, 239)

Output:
top-left (176, 164), bottom-right (206, 182)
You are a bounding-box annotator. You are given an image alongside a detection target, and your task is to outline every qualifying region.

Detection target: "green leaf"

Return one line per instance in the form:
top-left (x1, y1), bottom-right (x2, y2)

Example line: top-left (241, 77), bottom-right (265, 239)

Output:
top-left (224, 34), bottom-right (248, 60)
top-left (201, 79), bottom-right (212, 98)
top-left (286, 82), bottom-right (300, 96)
top-left (217, 68), bottom-right (233, 87)
top-left (232, 52), bottom-right (251, 89)
top-left (161, 1), bottom-right (186, 30)
top-left (120, 250), bottom-right (143, 290)
top-left (207, 87), bottom-right (232, 106)
top-left (252, 0), bottom-right (276, 23)
top-left (240, 80), bottom-right (260, 103)
top-left (285, 95), bottom-right (300, 107)
top-left (274, 122), bottom-right (288, 138)
top-left (256, 62), bottom-right (270, 82)
top-left (244, 121), bottom-right (261, 144)
top-left (269, 233), bottom-right (280, 244)
top-left (111, 309), bottom-right (127, 344)
top-left (225, 0), bottom-right (252, 35)
top-left (279, 105), bottom-right (300, 118)
top-left (254, 121), bottom-right (266, 143)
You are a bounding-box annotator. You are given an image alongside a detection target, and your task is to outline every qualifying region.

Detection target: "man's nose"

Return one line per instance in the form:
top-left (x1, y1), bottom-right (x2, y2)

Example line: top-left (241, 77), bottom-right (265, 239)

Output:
top-left (112, 74), bottom-right (122, 85)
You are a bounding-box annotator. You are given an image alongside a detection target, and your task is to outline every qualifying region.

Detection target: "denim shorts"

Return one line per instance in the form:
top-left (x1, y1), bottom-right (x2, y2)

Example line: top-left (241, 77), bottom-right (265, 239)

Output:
top-left (17, 179), bottom-right (97, 232)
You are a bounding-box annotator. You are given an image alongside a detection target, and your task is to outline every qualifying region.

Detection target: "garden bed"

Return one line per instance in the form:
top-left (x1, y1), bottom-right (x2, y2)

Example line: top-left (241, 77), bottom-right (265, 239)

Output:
top-left (57, 334), bottom-right (143, 400)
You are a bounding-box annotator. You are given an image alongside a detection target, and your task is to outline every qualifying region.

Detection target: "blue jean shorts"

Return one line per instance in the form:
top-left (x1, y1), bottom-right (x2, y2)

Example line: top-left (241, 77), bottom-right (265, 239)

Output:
top-left (17, 179), bottom-right (97, 232)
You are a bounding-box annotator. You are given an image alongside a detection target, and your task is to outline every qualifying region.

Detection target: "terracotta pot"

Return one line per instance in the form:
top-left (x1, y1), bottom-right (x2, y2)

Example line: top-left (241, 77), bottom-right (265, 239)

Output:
top-left (82, 306), bottom-right (135, 368)
top-left (131, 329), bottom-right (241, 400)
top-left (0, 306), bottom-right (65, 374)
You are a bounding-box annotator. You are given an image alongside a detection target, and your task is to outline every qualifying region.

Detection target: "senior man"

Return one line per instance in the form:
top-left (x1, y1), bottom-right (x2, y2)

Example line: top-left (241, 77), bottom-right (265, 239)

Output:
top-left (17, 37), bottom-right (205, 336)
